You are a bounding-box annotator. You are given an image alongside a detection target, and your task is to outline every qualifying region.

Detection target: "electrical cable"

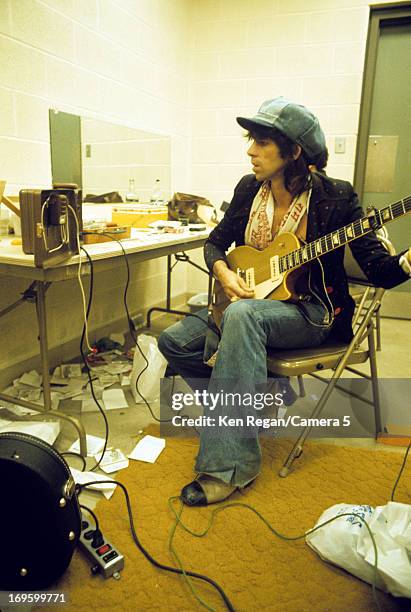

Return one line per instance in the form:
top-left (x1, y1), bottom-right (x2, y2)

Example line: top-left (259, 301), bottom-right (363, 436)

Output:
top-left (67, 205), bottom-right (93, 351)
top-left (60, 451), bottom-right (86, 472)
top-left (79, 504), bottom-right (100, 532)
top-left (48, 206), bottom-right (110, 473)
top-left (303, 257), bottom-right (335, 328)
top-left (73, 230), bottom-right (409, 609)
top-left (81, 231), bottom-right (214, 425)
top-left (168, 497), bottom-right (382, 612)
top-left (77, 480), bottom-right (235, 612)
top-left (390, 438), bottom-right (411, 501)
top-left (75, 228), bottom-right (407, 610)
top-left (85, 231), bottom-right (164, 420)
top-left (75, 439), bottom-right (409, 612)
top-left (41, 195), bottom-right (69, 254)
top-left (165, 436), bottom-right (411, 611)
top-left (78, 246), bottom-right (109, 473)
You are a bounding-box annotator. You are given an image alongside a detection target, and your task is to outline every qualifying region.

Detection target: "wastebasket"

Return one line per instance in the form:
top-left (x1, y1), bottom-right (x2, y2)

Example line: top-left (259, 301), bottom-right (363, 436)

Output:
top-left (187, 292), bottom-right (209, 313)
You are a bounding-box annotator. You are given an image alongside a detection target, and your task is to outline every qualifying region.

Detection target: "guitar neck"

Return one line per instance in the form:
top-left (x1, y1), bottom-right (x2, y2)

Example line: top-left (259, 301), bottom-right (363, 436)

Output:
top-left (280, 195), bottom-right (411, 273)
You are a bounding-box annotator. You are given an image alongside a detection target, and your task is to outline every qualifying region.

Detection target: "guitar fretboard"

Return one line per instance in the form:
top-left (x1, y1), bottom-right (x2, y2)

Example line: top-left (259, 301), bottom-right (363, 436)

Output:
top-left (279, 195), bottom-right (411, 273)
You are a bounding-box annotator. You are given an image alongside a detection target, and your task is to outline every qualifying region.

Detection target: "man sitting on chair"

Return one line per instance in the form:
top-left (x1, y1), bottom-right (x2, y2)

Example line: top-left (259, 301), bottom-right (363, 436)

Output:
top-left (158, 97), bottom-right (411, 506)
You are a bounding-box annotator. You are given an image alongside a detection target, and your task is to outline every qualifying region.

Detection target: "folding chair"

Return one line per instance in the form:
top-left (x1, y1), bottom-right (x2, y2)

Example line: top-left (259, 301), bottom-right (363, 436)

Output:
top-left (345, 226), bottom-right (394, 351)
top-left (266, 233), bottom-right (395, 477)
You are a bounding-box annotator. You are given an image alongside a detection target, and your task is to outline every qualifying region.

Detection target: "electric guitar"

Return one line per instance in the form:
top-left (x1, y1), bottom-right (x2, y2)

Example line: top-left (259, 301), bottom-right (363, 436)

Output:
top-left (211, 196), bottom-right (411, 329)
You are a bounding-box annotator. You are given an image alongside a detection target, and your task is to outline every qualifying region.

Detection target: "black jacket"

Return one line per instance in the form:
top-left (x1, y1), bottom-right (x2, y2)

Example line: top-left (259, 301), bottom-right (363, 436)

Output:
top-left (204, 172), bottom-right (409, 342)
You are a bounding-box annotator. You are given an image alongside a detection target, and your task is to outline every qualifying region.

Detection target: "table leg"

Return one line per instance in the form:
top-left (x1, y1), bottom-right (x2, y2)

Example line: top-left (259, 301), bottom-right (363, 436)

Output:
top-left (34, 281), bottom-right (87, 457)
top-left (35, 282), bottom-right (52, 411)
top-left (166, 254), bottom-right (172, 310)
top-left (146, 252), bottom-right (211, 328)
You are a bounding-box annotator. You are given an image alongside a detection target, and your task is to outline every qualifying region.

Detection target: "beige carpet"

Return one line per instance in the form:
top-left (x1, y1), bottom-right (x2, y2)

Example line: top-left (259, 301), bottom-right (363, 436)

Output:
top-left (53, 433), bottom-right (410, 611)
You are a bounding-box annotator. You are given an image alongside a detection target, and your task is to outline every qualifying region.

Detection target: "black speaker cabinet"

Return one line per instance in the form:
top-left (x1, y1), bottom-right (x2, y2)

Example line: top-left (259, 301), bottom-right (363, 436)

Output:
top-left (0, 432), bottom-right (81, 590)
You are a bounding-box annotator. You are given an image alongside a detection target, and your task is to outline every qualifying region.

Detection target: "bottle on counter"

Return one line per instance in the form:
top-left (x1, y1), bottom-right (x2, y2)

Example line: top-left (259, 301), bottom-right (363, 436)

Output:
top-left (125, 178), bottom-right (139, 202)
top-left (0, 204), bottom-right (10, 235)
top-left (150, 179), bottom-right (164, 205)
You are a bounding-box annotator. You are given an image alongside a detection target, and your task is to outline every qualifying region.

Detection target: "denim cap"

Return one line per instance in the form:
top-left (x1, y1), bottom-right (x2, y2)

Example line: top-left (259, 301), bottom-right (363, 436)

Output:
top-left (237, 97), bottom-right (326, 159)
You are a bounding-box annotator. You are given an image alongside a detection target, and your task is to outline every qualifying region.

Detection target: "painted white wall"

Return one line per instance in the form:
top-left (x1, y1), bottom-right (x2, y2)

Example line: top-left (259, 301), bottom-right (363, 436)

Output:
top-left (0, 0), bottom-right (191, 374)
top-left (186, 0), bottom-right (395, 293)
top-left (0, 0), bottom-right (400, 374)
top-left (187, 0), bottom-right (374, 206)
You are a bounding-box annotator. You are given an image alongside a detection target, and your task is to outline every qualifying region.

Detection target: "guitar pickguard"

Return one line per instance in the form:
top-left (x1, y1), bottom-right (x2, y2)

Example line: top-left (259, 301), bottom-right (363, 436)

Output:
top-left (211, 232), bottom-right (302, 328)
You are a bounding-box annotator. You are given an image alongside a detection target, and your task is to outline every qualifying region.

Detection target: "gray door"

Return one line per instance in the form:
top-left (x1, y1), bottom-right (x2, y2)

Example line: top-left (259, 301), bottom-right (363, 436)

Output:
top-left (362, 22), bottom-right (411, 317)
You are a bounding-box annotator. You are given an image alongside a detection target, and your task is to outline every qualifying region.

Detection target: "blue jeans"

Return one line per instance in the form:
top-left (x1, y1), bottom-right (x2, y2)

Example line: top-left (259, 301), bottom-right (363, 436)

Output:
top-left (158, 299), bottom-right (330, 486)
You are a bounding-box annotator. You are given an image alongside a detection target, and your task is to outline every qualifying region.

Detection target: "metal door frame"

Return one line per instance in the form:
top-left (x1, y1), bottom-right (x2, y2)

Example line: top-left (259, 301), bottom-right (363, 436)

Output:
top-left (354, 2), bottom-right (411, 198)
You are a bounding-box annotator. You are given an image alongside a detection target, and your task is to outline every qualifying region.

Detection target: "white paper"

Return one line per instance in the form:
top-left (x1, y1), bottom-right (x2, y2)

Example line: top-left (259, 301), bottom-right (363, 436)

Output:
top-left (2, 405), bottom-right (40, 417)
top-left (80, 396), bottom-right (102, 413)
top-left (70, 467), bottom-right (116, 499)
top-left (148, 220), bottom-right (181, 228)
top-left (0, 421), bottom-right (60, 445)
top-left (97, 372), bottom-right (119, 387)
top-left (62, 364), bottom-right (82, 378)
top-left (102, 388), bottom-right (129, 410)
top-left (12, 385), bottom-right (42, 401)
top-left (50, 374), bottom-right (70, 385)
top-left (69, 434), bottom-right (106, 457)
top-left (53, 364), bottom-right (83, 379)
top-left (128, 435), bottom-right (165, 463)
top-left (0, 418), bottom-right (12, 428)
top-left (102, 363), bottom-right (131, 375)
top-left (98, 448), bottom-right (129, 474)
top-left (120, 374), bottom-right (131, 386)
top-left (51, 378), bottom-right (85, 399)
top-left (18, 370), bottom-right (42, 388)
top-left (83, 383), bottom-right (104, 399)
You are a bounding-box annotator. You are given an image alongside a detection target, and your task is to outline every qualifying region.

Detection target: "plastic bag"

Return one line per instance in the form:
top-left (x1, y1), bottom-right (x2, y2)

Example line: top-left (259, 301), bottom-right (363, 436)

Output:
top-left (306, 501), bottom-right (411, 598)
top-left (130, 335), bottom-right (167, 404)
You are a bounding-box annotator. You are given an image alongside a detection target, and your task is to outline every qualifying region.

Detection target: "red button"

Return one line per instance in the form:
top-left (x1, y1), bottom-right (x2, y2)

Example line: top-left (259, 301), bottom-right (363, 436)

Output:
top-left (326, 286), bottom-right (333, 294)
top-left (97, 544), bottom-right (111, 556)
top-left (334, 307), bottom-right (341, 315)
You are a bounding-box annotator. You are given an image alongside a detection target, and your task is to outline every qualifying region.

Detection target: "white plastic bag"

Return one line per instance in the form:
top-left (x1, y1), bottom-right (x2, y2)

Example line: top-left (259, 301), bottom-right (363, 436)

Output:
top-left (130, 334), bottom-right (167, 403)
top-left (306, 501), bottom-right (411, 598)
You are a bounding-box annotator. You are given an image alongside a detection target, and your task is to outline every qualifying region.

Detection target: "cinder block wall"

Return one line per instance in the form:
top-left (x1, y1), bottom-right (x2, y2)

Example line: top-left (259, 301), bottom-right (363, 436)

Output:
top-left (0, 0), bottom-right (191, 380)
top-left (0, 0), bottom-right (396, 379)
top-left (186, 0), bottom-right (391, 293)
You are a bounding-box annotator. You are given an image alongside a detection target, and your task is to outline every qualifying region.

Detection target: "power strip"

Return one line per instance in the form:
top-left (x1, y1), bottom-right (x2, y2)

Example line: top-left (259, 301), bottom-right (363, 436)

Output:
top-left (79, 518), bottom-right (125, 579)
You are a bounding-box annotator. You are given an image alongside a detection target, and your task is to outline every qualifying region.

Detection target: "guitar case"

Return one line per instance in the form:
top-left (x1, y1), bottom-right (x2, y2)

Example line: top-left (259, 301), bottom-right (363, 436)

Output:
top-left (0, 432), bottom-right (81, 590)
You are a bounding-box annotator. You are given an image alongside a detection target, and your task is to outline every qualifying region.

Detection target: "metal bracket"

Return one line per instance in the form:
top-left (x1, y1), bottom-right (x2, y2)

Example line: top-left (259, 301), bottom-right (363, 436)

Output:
top-left (0, 281), bottom-right (49, 319)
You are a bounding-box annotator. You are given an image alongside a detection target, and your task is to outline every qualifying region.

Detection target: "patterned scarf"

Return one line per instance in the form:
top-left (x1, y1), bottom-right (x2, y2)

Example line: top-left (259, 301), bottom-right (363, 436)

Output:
top-left (245, 180), bottom-right (309, 250)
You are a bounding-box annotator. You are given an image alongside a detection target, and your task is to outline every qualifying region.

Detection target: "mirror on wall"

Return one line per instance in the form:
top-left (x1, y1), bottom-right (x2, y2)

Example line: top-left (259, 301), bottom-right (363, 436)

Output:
top-left (49, 110), bottom-right (171, 203)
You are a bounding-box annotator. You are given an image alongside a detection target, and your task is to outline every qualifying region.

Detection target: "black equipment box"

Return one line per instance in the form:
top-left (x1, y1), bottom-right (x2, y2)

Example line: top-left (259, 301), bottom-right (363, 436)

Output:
top-left (20, 187), bottom-right (82, 268)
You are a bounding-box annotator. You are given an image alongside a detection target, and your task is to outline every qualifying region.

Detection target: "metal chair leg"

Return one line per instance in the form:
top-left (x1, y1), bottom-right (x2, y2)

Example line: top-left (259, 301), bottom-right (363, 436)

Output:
top-left (297, 375), bottom-right (306, 397)
top-left (279, 438), bottom-right (304, 477)
top-left (278, 295), bottom-right (384, 477)
top-left (279, 377), bottom-right (340, 477)
top-left (375, 309), bottom-right (382, 351)
top-left (367, 323), bottom-right (382, 434)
